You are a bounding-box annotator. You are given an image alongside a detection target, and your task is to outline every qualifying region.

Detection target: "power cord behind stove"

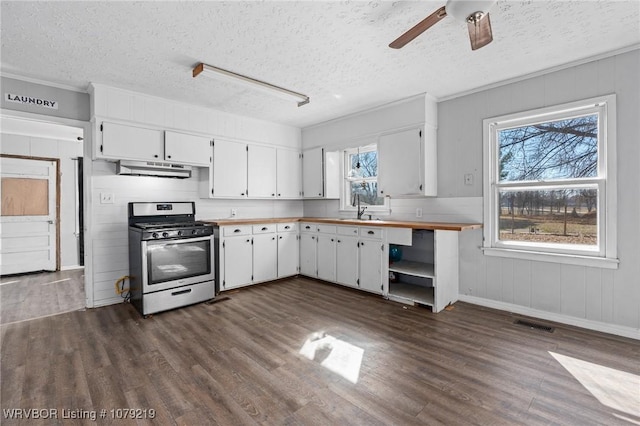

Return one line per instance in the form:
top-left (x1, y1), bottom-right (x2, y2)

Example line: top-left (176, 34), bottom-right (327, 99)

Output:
top-left (114, 276), bottom-right (131, 303)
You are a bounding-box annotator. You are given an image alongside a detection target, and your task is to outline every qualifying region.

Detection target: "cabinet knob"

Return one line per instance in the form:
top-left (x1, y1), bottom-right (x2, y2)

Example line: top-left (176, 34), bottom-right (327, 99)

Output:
top-left (261, 227), bottom-right (268, 231)
top-left (380, 190), bottom-right (384, 194)
top-left (167, 155), bottom-right (172, 159)
top-left (154, 154), bottom-right (159, 158)
top-left (337, 239), bottom-right (341, 243)
top-left (234, 229), bottom-right (241, 233)
top-left (279, 236), bottom-right (282, 239)
top-left (278, 193), bottom-right (281, 196)
top-left (368, 230), bottom-right (374, 235)
top-left (331, 238), bottom-right (334, 242)
top-left (241, 193), bottom-right (245, 196)
top-left (318, 193), bottom-right (322, 196)
top-left (272, 194), bottom-right (275, 197)
top-left (284, 225), bottom-right (290, 230)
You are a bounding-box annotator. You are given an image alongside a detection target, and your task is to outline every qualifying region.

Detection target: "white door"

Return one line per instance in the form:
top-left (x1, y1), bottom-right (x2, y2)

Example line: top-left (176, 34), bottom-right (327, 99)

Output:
top-left (247, 144), bottom-right (277, 198)
top-left (316, 234), bottom-right (336, 282)
top-left (276, 148), bottom-right (301, 198)
top-left (164, 131), bottom-right (212, 166)
top-left (1, 157), bottom-right (57, 274)
top-left (378, 128), bottom-right (422, 196)
top-left (359, 239), bottom-right (383, 294)
top-left (336, 236), bottom-right (358, 287)
top-left (253, 234), bottom-right (277, 282)
top-left (222, 236), bottom-right (253, 289)
top-left (299, 233), bottom-right (317, 277)
top-left (277, 232), bottom-right (299, 278)
top-left (302, 147), bottom-right (324, 198)
top-left (213, 139), bottom-right (248, 198)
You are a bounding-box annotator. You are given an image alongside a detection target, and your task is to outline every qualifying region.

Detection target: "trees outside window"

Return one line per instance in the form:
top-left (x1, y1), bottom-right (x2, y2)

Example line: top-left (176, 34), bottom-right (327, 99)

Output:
top-left (483, 95), bottom-right (617, 264)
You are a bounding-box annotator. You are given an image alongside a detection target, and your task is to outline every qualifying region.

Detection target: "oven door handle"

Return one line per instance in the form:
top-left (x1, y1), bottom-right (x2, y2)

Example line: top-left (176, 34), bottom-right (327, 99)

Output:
top-left (144, 235), bottom-right (213, 245)
top-left (171, 288), bottom-right (192, 296)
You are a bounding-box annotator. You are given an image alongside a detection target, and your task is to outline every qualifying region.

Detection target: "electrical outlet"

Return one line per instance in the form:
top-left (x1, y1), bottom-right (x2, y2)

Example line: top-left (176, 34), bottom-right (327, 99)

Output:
top-left (416, 208), bottom-right (423, 218)
top-left (230, 208), bottom-right (237, 217)
top-left (100, 193), bottom-right (114, 204)
top-left (464, 173), bottom-right (474, 185)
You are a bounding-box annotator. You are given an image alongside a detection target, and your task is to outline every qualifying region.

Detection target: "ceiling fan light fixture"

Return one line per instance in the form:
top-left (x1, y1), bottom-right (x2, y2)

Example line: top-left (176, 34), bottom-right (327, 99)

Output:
top-left (445, 0), bottom-right (496, 22)
top-left (192, 63), bottom-right (310, 107)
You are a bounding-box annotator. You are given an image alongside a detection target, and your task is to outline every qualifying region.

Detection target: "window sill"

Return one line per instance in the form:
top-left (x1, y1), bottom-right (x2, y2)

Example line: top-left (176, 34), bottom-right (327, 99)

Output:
top-left (482, 247), bottom-right (619, 269)
top-left (339, 208), bottom-right (391, 218)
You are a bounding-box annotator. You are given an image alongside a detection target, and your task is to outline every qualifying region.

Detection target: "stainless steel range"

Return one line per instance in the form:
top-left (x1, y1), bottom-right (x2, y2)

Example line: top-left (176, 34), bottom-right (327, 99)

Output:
top-left (128, 201), bottom-right (215, 316)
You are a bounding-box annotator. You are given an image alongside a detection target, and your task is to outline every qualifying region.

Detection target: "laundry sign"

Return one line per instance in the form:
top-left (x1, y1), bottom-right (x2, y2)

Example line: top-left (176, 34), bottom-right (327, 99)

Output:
top-left (5, 93), bottom-right (58, 110)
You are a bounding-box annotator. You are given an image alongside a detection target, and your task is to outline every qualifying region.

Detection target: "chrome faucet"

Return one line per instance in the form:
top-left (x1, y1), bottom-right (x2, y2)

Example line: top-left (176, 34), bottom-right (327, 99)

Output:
top-left (356, 194), bottom-right (367, 220)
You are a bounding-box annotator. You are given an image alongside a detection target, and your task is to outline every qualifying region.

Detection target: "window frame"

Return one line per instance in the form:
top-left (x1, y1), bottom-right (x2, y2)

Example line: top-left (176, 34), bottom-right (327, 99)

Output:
top-left (482, 95), bottom-right (618, 268)
top-left (340, 144), bottom-right (390, 214)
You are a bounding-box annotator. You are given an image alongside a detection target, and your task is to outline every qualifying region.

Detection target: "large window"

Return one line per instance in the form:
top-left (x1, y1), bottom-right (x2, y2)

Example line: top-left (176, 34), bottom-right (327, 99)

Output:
top-left (341, 145), bottom-right (388, 213)
top-left (483, 95), bottom-right (617, 267)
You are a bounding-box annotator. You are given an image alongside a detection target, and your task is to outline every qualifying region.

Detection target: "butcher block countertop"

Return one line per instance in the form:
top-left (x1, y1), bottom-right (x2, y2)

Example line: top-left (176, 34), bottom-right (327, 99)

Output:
top-left (203, 217), bottom-right (482, 232)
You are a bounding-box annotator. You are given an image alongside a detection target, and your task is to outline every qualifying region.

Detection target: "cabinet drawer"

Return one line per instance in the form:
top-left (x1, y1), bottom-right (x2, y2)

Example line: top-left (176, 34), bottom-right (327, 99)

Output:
top-left (317, 224), bottom-right (337, 234)
top-left (336, 225), bottom-right (359, 236)
top-left (277, 222), bottom-right (297, 232)
top-left (223, 225), bottom-right (252, 236)
top-left (300, 223), bottom-right (316, 232)
top-left (359, 227), bottom-right (384, 239)
top-left (253, 224), bottom-right (276, 234)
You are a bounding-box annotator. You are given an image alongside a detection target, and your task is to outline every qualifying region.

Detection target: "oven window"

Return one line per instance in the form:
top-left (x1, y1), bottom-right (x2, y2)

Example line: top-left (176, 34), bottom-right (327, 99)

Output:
top-left (147, 239), bottom-right (211, 284)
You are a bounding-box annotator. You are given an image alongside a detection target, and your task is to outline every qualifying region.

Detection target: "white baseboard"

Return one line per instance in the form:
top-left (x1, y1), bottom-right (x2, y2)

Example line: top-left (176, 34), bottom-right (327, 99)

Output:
top-left (458, 295), bottom-right (640, 340)
top-left (60, 265), bottom-right (85, 271)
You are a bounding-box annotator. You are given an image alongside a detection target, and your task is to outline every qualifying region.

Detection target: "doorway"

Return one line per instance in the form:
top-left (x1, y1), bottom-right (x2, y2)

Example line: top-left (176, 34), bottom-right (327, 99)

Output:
top-left (0, 114), bottom-right (87, 321)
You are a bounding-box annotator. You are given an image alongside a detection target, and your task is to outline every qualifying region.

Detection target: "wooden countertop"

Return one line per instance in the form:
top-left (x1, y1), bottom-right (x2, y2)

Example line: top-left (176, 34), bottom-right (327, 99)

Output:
top-left (203, 217), bottom-right (482, 232)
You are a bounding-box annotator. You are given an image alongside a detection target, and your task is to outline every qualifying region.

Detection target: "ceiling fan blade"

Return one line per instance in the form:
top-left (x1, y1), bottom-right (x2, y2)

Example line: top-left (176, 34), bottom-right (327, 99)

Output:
top-left (389, 6), bottom-right (447, 49)
top-left (467, 12), bottom-right (493, 50)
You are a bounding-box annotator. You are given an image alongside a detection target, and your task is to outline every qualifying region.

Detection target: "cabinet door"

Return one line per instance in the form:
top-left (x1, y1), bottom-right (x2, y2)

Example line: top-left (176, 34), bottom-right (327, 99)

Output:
top-left (378, 128), bottom-right (423, 196)
top-left (299, 233), bottom-right (317, 277)
top-left (222, 237), bottom-right (253, 289)
top-left (248, 144), bottom-right (277, 198)
top-left (316, 235), bottom-right (336, 282)
top-left (165, 131), bottom-right (212, 166)
top-left (276, 149), bottom-right (302, 198)
top-left (358, 239), bottom-right (383, 294)
top-left (101, 122), bottom-right (164, 161)
top-left (213, 139), bottom-right (247, 198)
top-left (302, 147), bottom-right (324, 198)
top-left (336, 236), bottom-right (358, 287)
top-left (277, 233), bottom-right (299, 278)
top-left (253, 234), bottom-right (278, 283)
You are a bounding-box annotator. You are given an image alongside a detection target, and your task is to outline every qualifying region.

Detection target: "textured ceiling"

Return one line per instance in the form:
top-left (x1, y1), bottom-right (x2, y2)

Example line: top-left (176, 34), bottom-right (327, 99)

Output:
top-left (1, 1), bottom-right (639, 128)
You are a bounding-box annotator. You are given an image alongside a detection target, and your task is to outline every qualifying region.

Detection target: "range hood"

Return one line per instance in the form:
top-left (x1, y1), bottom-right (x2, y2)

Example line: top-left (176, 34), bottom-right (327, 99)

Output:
top-left (116, 160), bottom-right (192, 178)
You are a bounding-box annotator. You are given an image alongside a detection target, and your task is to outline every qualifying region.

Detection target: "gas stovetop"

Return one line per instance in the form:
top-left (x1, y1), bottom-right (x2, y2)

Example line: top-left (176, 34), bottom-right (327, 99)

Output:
top-left (130, 221), bottom-right (209, 231)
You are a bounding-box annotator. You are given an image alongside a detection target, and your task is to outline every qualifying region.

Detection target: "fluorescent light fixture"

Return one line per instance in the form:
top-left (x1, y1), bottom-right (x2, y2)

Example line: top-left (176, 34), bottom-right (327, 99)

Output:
top-left (193, 63), bottom-right (310, 107)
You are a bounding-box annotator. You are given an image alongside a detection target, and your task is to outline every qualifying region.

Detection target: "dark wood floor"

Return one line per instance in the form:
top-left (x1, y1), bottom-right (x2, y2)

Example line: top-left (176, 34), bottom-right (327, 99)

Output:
top-left (1, 276), bottom-right (639, 425)
top-left (0, 269), bottom-right (85, 325)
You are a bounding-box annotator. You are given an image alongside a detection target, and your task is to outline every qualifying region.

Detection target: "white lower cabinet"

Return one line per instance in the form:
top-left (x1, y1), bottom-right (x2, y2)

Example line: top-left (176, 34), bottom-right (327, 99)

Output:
top-left (299, 232), bottom-right (317, 277)
top-left (316, 234), bottom-right (336, 282)
top-left (253, 233), bottom-right (278, 283)
top-left (218, 223), bottom-right (296, 291)
top-left (300, 224), bottom-right (385, 295)
top-left (222, 234), bottom-right (253, 289)
top-left (277, 223), bottom-right (299, 278)
top-left (336, 235), bottom-right (358, 287)
top-left (358, 238), bottom-right (384, 294)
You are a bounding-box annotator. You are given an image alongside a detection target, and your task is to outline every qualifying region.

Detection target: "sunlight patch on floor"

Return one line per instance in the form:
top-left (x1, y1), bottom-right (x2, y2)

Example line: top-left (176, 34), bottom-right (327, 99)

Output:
top-left (549, 351), bottom-right (640, 420)
top-left (300, 332), bottom-right (364, 384)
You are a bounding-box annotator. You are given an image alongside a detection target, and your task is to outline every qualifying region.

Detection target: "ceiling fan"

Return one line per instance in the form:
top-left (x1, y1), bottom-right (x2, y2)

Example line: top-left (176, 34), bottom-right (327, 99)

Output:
top-left (390, 0), bottom-right (497, 51)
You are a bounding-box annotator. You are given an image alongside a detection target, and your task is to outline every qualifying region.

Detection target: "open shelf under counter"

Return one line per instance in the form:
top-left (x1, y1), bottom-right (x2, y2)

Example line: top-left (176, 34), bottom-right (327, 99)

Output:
top-left (388, 282), bottom-right (434, 307)
top-left (388, 260), bottom-right (434, 278)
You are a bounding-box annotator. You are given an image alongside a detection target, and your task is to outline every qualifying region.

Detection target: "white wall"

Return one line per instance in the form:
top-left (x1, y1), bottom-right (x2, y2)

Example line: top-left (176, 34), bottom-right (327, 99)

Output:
top-left (87, 85), bottom-right (303, 307)
top-left (448, 49), bottom-right (640, 337)
top-left (1, 132), bottom-right (83, 269)
top-left (301, 49), bottom-right (640, 337)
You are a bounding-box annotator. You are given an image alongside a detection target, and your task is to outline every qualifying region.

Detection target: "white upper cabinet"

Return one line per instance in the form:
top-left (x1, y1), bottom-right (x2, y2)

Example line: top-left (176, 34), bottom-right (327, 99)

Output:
top-left (378, 127), bottom-right (436, 197)
top-left (276, 148), bottom-right (302, 198)
top-left (248, 145), bottom-right (277, 198)
top-left (302, 147), bottom-right (324, 198)
top-left (100, 122), bottom-right (212, 167)
top-left (101, 122), bottom-right (164, 161)
top-left (212, 139), bottom-right (248, 198)
top-left (164, 131), bottom-right (212, 166)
